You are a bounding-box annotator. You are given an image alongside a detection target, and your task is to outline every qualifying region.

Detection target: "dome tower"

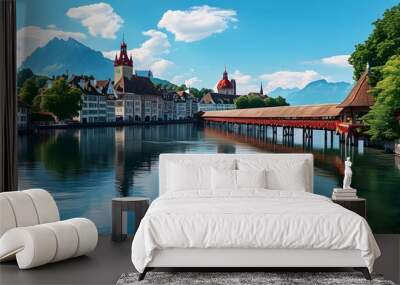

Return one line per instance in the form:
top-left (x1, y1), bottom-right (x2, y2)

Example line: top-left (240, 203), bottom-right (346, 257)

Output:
top-left (217, 67), bottom-right (235, 95)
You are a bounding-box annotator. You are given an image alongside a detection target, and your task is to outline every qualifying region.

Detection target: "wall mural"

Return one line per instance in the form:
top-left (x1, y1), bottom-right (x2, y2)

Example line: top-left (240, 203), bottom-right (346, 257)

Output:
top-left (16, 0), bottom-right (400, 234)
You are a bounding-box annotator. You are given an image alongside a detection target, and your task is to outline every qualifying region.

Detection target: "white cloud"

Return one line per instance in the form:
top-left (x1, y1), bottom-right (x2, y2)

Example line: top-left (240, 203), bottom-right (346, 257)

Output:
top-left (321, 54), bottom-right (351, 67)
top-left (103, 29), bottom-right (173, 76)
top-left (150, 59), bottom-right (174, 76)
top-left (67, 2), bottom-right (123, 39)
top-left (184, 77), bottom-right (202, 87)
top-left (47, 24), bottom-right (57, 29)
top-left (230, 70), bottom-right (259, 95)
top-left (171, 69), bottom-right (202, 88)
top-left (17, 26), bottom-right (87, 67)
top-left (158, 5), bottom-right (237, 42)
top-left (260, 70), bottom-right (324, 92)
top-left (171, 74), bottom-right (186, 85)
top-left (232, 70), bottom-right (252, 85)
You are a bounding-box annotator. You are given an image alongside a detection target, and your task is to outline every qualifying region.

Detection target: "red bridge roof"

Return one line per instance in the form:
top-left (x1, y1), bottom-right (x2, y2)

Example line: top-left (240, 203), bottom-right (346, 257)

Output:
top-left (202, 104), bottom-right (343, 119)
top-left (337, 72), bottom-right (374, 108)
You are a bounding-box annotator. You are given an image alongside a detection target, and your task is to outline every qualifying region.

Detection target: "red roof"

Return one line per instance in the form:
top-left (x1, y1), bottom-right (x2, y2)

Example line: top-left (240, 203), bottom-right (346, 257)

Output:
top-left (217, 69), bottom-right (233, 90)
top-left (114, 40), bottom-right (133, 67)
top-left (202, 104), bottom-right (343, 119)
top-left (337, 71), bottom-right (374, 108)
top-left (217, 78), bottom-right (233, 90)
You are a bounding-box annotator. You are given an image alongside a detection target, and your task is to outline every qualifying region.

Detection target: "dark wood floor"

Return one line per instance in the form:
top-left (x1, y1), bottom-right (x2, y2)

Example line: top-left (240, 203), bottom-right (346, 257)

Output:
top-left (1, 235), bottom-right (399, 285)
top-left (0, 236), bottom-right (134, 285)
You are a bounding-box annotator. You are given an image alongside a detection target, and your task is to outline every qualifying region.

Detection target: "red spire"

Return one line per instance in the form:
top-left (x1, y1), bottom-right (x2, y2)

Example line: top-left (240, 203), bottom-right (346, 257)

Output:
top-left (114, 37), bottom-right (132, 67)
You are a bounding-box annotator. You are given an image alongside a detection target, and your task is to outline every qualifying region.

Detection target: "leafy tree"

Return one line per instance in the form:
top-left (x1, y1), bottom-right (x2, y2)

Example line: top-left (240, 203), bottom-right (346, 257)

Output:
top-left (235, 96), bottom-right (251, 109)
top-left (248, 95), bottom-right (266, 108)
top-left (199, 88), bottom-right (213, 97)
top-left (265, 96), bottom-right (289, 107)
top-left (349, 4), bottom-right (400, 85)
top-left (32, 95), bottom-right (42, 112)
top-left (20, 78), bottom-right (39, 105)
top-left (17, 68), bottom-right (34, 88)
top-left (41, 79), bottom-right (82, 121)
top-left (235, 95), bottom-right (289, 109)
top-left (176, 84), bottom-right (187, 91)
top-left (187, 87), bottom-right (198, 97)
top-left (363, 55), bottom-right (400, 140)
top-left (34, 76), bottom-right (49, 89)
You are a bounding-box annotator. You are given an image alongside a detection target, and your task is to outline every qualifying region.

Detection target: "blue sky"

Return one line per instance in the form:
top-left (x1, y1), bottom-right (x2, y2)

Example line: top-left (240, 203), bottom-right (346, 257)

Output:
top-left (16, 0), bottom-right (398, 93)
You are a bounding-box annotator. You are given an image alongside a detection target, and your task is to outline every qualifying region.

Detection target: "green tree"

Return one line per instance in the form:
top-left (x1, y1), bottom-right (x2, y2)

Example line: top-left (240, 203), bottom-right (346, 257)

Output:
top-left (363, 55), bottom-right (400, 140)
top-left (248, 95), bottom-right (266, 108)
top-left (349, 4), bottom-right (400, 85)
top-left (20, 77), bottom-right (39, 105)
top-left (41, 79), bottom-right (82, 121)
top-left (235, 95), bottom-right (289, 109)
top-left (176, 84), bottom-right (187, 91)
top-left (17, 68), bottom-right (34, 88)
top-left (265, 96), bottom-right (289, 107)
top-left (199, 88), bottom-right (213, 97)
top-left (235, 96), bottom-right (250, 109)
top-left (187, 87), bottom-right (198, 97)
top-left (31, 95), bottom-right (42, 112)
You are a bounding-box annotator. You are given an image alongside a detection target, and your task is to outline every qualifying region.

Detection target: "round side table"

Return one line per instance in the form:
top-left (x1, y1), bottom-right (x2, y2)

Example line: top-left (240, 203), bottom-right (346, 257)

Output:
top-left (112, 197), bottom-right (150, 242)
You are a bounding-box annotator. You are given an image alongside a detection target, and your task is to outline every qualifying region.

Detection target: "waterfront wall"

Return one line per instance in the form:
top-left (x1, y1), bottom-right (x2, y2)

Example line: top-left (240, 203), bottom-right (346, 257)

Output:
top-left (19, 119), bottom-right (196, 133)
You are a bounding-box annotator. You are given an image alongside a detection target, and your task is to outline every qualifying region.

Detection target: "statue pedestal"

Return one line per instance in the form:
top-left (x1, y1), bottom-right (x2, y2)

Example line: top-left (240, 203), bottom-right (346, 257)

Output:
top-left (332, 188), bottom-right (358, 200)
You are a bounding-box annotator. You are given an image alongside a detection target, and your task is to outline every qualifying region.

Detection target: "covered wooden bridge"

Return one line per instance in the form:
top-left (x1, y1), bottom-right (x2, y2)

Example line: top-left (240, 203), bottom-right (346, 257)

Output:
top-left (202, 72), bottom-right (374, 146)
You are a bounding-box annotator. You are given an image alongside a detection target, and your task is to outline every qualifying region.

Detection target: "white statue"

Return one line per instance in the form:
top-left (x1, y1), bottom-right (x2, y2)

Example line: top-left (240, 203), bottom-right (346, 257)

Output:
top-left (342, 157), bottom-right (353, 189)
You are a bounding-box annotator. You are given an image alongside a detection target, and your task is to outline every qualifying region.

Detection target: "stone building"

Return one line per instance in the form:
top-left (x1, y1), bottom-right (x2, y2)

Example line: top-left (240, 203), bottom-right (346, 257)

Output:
top-left (114, 76), bottom-right (163, 121)
top-left (17, 99), bottom-right (30, 129)
top-left (70, 76), bottom-right (107, 123)
top-left (95, 79), bottom-right (117, 122)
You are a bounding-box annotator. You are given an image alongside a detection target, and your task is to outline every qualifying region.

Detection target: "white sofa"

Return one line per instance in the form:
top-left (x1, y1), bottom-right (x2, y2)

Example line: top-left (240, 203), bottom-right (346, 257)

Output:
top-left (0, 189), bottom-right (98, 269)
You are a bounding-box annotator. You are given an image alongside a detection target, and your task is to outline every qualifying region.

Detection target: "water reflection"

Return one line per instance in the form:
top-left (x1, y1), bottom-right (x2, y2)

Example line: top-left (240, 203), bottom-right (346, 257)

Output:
top-left (18, 124), bottom-right (400, 234)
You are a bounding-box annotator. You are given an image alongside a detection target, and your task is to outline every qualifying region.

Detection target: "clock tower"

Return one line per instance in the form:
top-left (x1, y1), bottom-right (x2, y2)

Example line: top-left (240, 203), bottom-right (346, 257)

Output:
top-left (114, 38), bottom-right (133, 83)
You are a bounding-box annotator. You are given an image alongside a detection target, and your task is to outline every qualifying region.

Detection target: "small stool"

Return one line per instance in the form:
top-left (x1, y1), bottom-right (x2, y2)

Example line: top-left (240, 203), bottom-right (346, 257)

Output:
top-left (112, 197), bottom-right (150, 242)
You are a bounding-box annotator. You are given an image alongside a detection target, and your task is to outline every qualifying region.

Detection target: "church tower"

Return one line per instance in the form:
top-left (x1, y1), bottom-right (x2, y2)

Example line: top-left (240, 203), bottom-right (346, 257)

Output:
top-left (217, 67), bottom-right (235, 95)
top-left (260, 82), bottom-right (264, 95)
top-left (114, 38), bottom-right (133, 83)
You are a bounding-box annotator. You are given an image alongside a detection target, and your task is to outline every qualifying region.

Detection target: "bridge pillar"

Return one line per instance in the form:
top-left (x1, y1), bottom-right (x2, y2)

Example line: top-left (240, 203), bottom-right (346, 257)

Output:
top-left (283, 126), bottom-right (294, 145)
top-left (303, 128), bottom-right (313, 148)
top-left (272, 126), bottom-right (277, 143)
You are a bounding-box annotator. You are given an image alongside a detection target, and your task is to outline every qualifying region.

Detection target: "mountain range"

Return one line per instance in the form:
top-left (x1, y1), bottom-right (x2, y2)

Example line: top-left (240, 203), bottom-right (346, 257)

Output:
top-left (20, 38), bottom-right (114, 80)
top-left (20, 37), bottom-right (171, 86)
top-left (20, 37), bottom-right (352, 105)
top-left (269, 80), bottom-right (352, 105)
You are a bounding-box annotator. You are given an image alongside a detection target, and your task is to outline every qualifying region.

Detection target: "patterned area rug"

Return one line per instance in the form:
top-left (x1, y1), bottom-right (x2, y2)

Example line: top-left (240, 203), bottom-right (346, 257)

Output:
top-left (116, 271), bottom-right (395, 285)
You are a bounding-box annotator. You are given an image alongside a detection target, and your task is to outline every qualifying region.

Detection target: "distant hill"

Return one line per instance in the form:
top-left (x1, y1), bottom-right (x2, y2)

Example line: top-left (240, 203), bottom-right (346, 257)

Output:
top-left (20, 38), bottom-right (114, 79)
top-left (19, 37), bottom-right (174, 85)
top-left (269, 79), bottom-right (352, 105)
top-left (151, 77), bottom-right (175, 86)
top-left (269, 87), bottom-right (299, 98)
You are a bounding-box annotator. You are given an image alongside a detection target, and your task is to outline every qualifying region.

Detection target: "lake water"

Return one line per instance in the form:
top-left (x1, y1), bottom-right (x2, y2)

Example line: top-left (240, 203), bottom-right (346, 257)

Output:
top-left (18, 124), bottom-right (400, 234)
